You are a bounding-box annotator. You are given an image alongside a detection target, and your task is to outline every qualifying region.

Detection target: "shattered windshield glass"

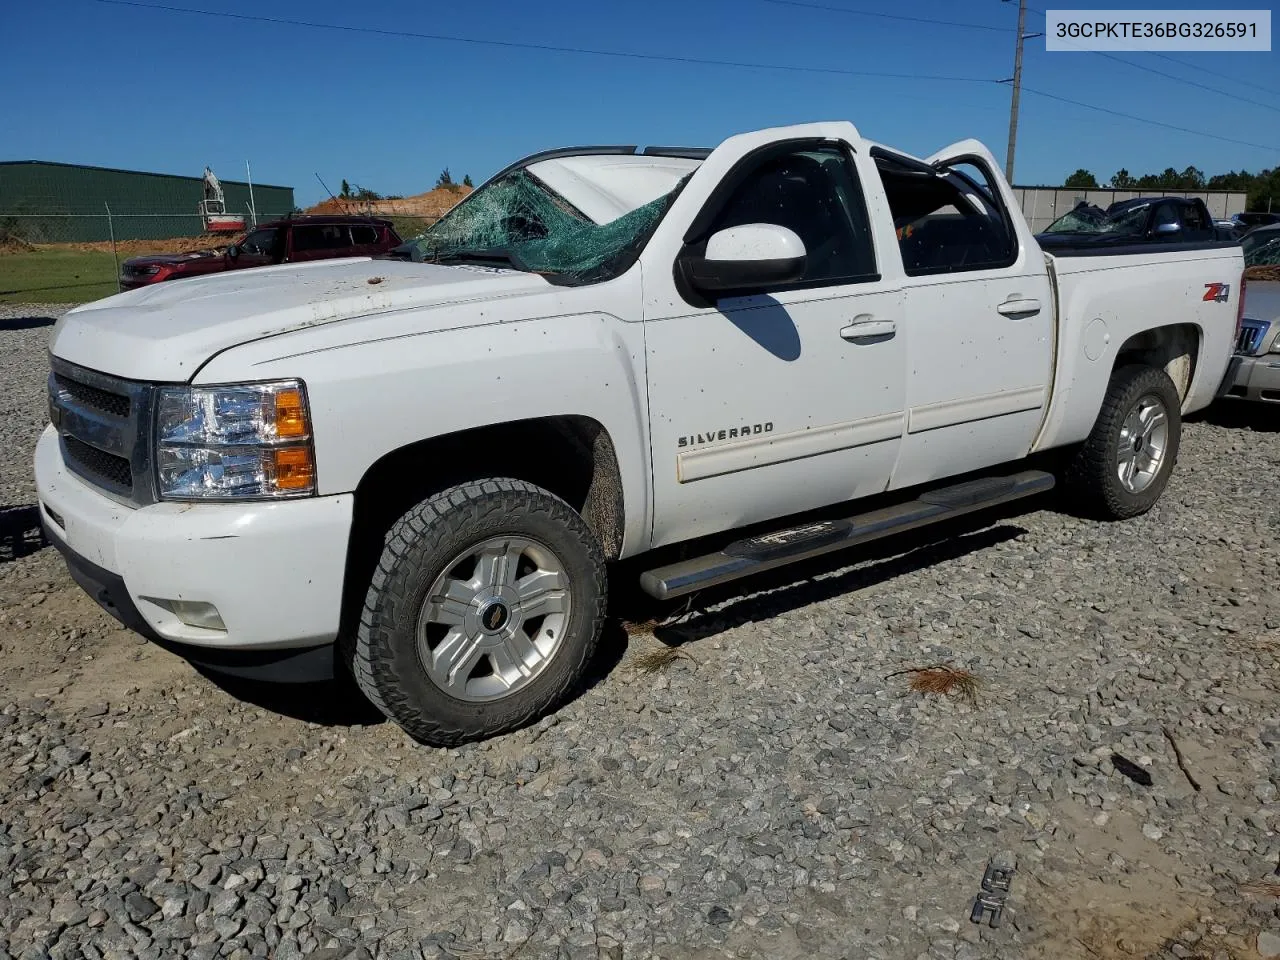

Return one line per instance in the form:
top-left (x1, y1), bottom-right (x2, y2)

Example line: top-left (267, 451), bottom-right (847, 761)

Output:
top-left (1243, 228), bottom-right (1280, 266)
top-left (398, 169), bottom-right (686, 284)
top-left (1043, 202), bottom-right (1150, 237)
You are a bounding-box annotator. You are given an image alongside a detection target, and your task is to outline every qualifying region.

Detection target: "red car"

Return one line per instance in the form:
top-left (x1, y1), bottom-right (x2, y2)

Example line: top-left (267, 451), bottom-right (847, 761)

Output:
top-left (119, 216), bottom-right (403, 290)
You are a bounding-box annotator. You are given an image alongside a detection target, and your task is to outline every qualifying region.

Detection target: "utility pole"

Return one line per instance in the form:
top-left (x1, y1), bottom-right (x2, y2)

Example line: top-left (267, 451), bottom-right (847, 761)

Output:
top-left (1004, 0), bottom-right (1028, 183)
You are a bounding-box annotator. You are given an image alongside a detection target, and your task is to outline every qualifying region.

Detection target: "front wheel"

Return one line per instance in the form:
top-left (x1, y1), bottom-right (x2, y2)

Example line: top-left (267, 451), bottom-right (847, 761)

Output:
top-left (350, 478), bottom-right (607, 746)
top-left (1063, 364), bottom-right (1182, 520)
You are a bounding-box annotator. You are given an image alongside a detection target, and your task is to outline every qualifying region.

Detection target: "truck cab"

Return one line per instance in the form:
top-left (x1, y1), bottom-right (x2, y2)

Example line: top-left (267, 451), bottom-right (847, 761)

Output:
top-left (37, 121), bottom-right (1243, 745)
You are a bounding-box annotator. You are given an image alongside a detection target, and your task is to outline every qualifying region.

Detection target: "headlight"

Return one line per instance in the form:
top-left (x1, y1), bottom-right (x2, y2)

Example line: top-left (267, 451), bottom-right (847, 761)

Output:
top-left (155, 380), bottom-right (316, 500)
top-left (1270, 336), bottom-right (1280, 354)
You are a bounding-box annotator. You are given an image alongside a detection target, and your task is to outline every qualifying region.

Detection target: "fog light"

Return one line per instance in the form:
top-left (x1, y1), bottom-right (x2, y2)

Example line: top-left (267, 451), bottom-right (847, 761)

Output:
top-left (149, 599), bottom-right (226, 631)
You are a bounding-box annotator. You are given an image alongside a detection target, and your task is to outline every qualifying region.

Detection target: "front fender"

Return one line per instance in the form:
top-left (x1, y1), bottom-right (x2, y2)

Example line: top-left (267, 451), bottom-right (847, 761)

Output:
top-left (195, 275), bottom-right (653, 554)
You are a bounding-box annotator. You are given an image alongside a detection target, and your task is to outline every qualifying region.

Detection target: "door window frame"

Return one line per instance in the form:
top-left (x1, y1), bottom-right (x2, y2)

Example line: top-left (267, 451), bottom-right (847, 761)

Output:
top-left (291, 223), bottom-right (355, 254)
top-left (881, 151), bottom-right (1021, 278)
top-left (350, 223), bottom-right (381, 246)
top-left (674, 137), bottom-right (881, 305)
top-left (239, 227), bottom-right (280, 260)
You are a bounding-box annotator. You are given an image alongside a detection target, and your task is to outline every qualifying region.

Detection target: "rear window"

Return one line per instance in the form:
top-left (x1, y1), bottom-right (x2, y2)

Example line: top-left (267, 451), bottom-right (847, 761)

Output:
top-left (351, 225), bottom-right (380, 245)
top-left (292, 224), bottom-right (352, 252)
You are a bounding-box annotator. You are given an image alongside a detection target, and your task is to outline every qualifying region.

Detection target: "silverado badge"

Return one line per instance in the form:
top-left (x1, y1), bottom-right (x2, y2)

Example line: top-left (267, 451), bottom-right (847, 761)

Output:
top-left (678, 422), bottom-right (773, 448)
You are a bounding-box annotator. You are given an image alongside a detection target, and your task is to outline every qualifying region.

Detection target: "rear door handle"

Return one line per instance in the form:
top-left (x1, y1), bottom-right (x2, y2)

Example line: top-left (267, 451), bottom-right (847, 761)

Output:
top-left (840, 318), bottom-right (897, 341)
top-left (997, 298), bottom-right (1041, 317)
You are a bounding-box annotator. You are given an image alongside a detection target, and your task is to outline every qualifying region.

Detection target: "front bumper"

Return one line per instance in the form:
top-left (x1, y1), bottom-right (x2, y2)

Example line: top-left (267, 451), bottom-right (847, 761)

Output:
top-left (1220, 353), bottom-right (1280, 403)
top-left (35, 425), bottom-right (353, 676)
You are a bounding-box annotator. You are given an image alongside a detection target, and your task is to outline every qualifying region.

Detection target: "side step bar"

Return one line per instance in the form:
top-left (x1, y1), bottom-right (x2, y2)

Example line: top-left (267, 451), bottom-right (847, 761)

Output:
top-left (639, 470), bottom-right (1054, 601)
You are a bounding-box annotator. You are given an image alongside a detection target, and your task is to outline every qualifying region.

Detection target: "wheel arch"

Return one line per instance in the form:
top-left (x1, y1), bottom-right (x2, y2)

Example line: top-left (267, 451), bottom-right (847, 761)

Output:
top-left (1113, 322), bottom-right (1202, 404)
top-left (339, 415), bottom-right (625, 638)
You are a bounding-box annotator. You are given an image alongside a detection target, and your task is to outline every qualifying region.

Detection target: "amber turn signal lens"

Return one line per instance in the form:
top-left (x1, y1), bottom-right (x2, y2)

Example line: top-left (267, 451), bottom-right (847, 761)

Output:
top-left (274, 387), bottom-right (308, 439)
top-left (272, 446), bottom-right (315, 491)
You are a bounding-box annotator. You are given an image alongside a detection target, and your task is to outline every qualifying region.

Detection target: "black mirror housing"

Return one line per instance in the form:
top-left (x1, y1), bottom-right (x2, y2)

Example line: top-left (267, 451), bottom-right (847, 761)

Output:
top-left (683, 254), bottom-right (806, 295)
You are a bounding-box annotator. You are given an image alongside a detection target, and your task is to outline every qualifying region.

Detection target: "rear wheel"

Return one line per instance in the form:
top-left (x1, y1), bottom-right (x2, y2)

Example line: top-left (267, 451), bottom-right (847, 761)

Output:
top-left (350, 478), bottom-right (607, 746)
top-left (1063, 364), bottom-right (1181, 520)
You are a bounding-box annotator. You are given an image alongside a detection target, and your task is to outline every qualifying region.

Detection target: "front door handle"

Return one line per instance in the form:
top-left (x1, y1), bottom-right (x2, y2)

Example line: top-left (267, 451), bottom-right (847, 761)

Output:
top-left (997, 298), bottom-right (1041, 317)
top-left (840, 318), bottom-right (897, 341)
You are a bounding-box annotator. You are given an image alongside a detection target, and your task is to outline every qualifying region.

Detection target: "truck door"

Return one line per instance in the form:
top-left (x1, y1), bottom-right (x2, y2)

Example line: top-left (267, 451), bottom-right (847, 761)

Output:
top-left (232, 226), bottom-right (283, 269)
top-left (642, 139), bottom-right (907, 547)
top-left (880, 143), bottom-right (1054, 490)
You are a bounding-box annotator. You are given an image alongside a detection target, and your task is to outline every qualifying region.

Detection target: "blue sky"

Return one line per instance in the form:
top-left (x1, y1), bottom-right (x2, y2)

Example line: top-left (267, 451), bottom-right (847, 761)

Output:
top-left (3, 0), bottom-right (1277, 206)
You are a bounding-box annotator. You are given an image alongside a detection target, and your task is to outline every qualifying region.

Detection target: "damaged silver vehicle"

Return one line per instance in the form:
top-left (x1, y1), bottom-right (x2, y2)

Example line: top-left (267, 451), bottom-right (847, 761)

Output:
top-left (1220, 223), bottom-right (1280, 403)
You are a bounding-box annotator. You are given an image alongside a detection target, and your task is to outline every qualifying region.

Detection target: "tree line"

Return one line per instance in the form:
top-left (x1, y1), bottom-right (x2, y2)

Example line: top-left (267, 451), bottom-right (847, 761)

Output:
top-left (1061, 166), bottom-right (1278, 211)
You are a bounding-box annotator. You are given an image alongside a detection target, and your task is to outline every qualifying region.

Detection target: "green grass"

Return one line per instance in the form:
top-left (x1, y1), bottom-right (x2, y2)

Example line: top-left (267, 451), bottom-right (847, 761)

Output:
top-left (386, 215), bottom-right (433, 241)
top-left (0, 249), bottom-right (122, 304)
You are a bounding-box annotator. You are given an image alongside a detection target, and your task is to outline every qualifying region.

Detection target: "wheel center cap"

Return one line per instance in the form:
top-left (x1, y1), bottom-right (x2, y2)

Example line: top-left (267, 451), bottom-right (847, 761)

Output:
top-left (478, 598), bottom-right (510, 633)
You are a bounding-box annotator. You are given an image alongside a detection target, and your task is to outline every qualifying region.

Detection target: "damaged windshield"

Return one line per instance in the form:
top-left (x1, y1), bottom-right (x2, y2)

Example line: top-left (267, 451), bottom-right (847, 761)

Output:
top-left (397, 167), bottom-right (688, 285)
top-left (1243, 227), bottom-right (1280, 266)
top-left (1043, 202), bottom-right (1151, 237)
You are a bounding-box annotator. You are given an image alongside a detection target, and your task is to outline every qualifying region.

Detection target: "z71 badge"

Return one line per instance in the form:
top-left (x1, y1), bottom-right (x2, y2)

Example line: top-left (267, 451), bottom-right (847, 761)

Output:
top-left (1203, 282), bottom-right (1231, 303)
top-left (678, 422), bottom-right (773, 448)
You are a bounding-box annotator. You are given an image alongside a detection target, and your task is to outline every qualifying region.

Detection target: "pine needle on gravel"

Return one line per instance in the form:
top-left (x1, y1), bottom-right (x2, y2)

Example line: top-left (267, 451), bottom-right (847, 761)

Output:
top-left (632, 646), bottom-right (696, 674)
top-left (889, 666), bottom-right (980, 706)
top-left (1239, 881), bottom-right (1280, 899)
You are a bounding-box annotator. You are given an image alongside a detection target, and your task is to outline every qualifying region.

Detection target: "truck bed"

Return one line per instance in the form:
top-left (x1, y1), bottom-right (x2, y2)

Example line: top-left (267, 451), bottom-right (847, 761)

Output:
top-left (1037, 237), bottom-right (1240, 257)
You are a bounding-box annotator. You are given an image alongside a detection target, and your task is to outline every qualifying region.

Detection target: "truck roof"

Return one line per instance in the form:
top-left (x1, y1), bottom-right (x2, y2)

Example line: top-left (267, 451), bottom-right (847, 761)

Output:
top-left (262, 214), bottom-right (396, 228)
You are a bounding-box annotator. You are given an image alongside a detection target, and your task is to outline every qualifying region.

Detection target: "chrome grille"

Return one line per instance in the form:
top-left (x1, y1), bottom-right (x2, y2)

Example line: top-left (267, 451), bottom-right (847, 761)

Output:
top-left (1237, 319), bottom-right (1269, 356)
top-left (48, 359), bottom-right (156, 505)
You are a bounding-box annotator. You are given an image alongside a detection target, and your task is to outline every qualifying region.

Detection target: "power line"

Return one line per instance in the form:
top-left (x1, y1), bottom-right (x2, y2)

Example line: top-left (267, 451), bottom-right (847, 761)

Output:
top-left (1149, 51), bottom-right (1280, 97)
top-left (91, 0), bottom-right (992, 85)
top-left (1023, 4), bottom-right (1280, 110)
top-left (91, 0), bottom-right (1280, 154)
top-left (1085, 48), bottom-right (1280, 114)
top-left (1018, 85), bottom-right (1280, 152)
top-left (770, 0), bottom-right (1280, 122)
top-left (760, 0), bottom-right (1006, 33)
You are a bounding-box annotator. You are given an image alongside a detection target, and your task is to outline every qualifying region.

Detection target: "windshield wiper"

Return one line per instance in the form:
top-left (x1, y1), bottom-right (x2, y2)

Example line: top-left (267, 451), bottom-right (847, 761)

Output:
top-left (430, 248), bottom-right (530, 270)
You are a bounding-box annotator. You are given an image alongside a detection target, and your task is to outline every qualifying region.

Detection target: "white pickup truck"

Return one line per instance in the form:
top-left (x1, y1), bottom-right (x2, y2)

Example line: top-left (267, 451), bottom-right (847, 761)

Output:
top-left (36, 122), bottom-right (1244, 744)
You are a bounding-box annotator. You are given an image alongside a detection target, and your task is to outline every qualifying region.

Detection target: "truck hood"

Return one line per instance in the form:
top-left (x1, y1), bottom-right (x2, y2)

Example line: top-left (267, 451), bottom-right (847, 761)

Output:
top-left (1243, 279), bottom-right (1280, 324)
top-left (50, 257), bottom-right (549, 382)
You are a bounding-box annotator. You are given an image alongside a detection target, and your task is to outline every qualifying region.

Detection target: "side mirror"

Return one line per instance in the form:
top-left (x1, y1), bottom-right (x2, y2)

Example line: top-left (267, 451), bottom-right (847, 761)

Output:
top-left (1153, 221), bottom-right (1182, 237)
top-left (226, 244), bottom-right (240, 259)
top-left (684, 224), bottom-right (807, 295)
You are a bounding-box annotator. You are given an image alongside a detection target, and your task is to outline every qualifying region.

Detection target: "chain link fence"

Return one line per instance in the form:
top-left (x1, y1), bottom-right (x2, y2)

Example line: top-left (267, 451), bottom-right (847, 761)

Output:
top-left (0, 207), bottom-right (441, 303)
top-left (0, 209), bottom-right (436, 247)
top-left (0, 207), bottom-right (284, 245)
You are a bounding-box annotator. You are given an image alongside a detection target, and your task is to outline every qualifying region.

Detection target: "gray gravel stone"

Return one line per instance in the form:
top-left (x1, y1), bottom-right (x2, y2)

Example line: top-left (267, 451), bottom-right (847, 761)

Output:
top-left (2, 302), bottom-right (1279, 959)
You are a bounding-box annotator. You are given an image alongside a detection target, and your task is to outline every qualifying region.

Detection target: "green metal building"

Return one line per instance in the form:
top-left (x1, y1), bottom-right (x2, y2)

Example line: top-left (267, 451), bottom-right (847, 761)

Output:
top-left (0, 161), bottom-right (295, 242)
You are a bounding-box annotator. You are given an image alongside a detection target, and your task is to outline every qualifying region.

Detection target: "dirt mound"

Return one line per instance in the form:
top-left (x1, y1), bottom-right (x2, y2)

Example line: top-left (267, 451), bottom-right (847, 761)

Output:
top-left (0, 234), bottom-right (35, 254)
top-left (304, 185), bottom-right (471, 223)
top-left (34, 235), bottom-right (232, 256)
top-left (1245, 264), bottom-right (1280, 283)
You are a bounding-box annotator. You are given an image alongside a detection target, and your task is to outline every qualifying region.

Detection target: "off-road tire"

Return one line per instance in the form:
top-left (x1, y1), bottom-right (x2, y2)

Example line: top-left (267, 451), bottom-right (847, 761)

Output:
top-left (1063, 364), bottom-right (1182, 520)
top-left (351, 478), bottom-right (607, 746)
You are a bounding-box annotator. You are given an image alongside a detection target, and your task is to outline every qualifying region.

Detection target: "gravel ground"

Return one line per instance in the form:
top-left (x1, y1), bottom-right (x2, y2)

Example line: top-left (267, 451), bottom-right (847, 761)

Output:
top-left (1, 302), bottom-right (1278, 960)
